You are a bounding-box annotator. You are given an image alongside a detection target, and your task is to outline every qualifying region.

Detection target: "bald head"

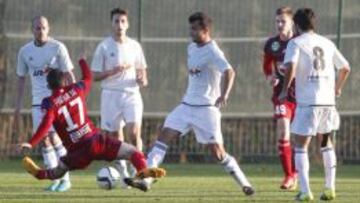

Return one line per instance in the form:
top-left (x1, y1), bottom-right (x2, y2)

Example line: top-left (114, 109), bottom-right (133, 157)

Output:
top-left (31, 16), bottom-right (50, 46)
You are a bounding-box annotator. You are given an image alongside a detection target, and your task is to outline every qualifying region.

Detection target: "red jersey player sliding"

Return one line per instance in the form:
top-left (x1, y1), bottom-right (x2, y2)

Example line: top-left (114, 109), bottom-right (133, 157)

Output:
top-left (18, 56), bottom-right (165, 191)
top-left (263, 6), bottom-right (297, 190)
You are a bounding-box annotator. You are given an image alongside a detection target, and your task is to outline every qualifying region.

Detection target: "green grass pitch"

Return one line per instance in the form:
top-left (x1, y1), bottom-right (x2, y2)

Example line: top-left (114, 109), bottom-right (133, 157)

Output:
top-left (0, 160), bottom-right (359, 202)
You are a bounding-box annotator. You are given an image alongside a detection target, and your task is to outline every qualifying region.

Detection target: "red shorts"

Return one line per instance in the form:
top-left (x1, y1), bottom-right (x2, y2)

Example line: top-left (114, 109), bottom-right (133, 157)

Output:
top-left (272, 100), bottom-right (296, 120)
top-left (60, 133), bottom-right (121, 170)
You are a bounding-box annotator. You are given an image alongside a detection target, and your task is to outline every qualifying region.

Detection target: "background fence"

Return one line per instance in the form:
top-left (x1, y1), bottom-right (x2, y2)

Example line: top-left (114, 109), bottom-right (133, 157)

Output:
top-left (1, 110), bottom-right (359, 163)
top-left (0, 0), bottom-right (359, 161)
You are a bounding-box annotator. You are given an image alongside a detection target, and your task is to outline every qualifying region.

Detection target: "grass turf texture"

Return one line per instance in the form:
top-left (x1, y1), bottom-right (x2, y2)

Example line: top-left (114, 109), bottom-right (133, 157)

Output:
top-left (0, 160), bottom-right (359, 202)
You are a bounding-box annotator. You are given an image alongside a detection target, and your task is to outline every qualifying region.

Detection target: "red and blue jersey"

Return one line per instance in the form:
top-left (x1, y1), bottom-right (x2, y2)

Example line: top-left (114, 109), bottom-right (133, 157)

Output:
top-left (29, 59), bottom-right (98, 150)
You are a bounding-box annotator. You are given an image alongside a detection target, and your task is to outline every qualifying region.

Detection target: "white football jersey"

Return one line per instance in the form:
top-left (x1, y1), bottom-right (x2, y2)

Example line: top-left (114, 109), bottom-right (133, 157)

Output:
top-left (17, 38), bottom-right (74, 105)
top-left (284, 32), bottom-right (350, 106)
top-left (91, 37), bottom-right (147, 92)
top-left (182, 41), bottom-right (231, 105)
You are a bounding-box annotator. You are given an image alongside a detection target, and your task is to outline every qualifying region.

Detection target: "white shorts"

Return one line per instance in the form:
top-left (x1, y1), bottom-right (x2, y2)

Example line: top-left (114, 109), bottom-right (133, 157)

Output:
top-left (164, 104), bottom-right (223, 144)
top-left (291, 106), bottom-right (340, 136)
top-left (32, 106), bottom-right (55, 133)
top-left (100, 89), bottom-right (143, 131)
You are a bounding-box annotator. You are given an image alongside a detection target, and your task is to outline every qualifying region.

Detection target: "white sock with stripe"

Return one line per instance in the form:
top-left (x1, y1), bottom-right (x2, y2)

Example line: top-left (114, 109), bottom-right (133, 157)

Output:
top-left (221, 153), bottom-right (251, 188)
top-left (54, 143), bottom-right (70, 182)
top-left (321, 147), bottom-right (336, 189)
top-left (295, 147), bottom-right (311, 194)
top-left (144, 141), bottom-right (168, 185)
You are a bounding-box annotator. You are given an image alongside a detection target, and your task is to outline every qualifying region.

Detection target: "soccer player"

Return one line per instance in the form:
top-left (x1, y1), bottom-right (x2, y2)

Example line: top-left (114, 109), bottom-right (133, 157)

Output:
top-left (18, 57), bottom-right (165, 191)
top-left (91, 8), bottom-right (148, 179)
top-left (141, 12), bottom-right (254, 195)
top-left (263, 6), bottom-right (297, 190)
top-left (279, 8), bottom-right (350, 201)
top-left (14, 16), bottom-right (74, 192)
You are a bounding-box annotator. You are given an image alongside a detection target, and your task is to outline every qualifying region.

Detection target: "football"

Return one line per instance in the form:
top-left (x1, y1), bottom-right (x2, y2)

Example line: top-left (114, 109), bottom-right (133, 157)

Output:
top-left (96, 166), bottom-right (120, 190)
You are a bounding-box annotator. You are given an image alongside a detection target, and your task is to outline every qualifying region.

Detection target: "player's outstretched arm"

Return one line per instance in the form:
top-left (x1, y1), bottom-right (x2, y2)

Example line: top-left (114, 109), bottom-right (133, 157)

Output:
top-left (78, 58), bottom-right (93, 95)
top-left (63, 71), bottom-right (76, 85)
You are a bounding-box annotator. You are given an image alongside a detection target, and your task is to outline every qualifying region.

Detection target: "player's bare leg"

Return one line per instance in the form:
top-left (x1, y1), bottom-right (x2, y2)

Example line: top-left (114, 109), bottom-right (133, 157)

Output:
top-left (106, 129), bottom-right (130, 181)
top-left (294, 135), bottom-right (314, 201)
top-left (207, 143), bottom-right (254, 196)
top-left (317, 133), bottom-right (336, 200)
top-left (125, 122), bottom-right (143, 177)
top-left (277, 117), bottom-right (297, 190)
top-left (48, 133), bottom-right (71, 192)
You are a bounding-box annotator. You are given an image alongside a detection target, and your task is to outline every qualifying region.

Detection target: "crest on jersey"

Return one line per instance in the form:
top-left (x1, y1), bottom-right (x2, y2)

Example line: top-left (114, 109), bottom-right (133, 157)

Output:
top-left (28, 56), bottom-right (33, 61)
top-left (271, 41), bottom-right (280, 52)
top-left (110, 53), bottom-right (115, 57)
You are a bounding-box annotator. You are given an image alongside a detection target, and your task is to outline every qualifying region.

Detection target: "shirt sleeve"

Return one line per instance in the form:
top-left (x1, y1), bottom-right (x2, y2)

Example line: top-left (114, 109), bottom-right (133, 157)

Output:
top-left (135, 43), bottom-right (147, 70)
top-left (211, 49), bottom-right (231, 73)
top-left (16, 49), bottom-right (28, 76)
top-left (91, 44), bottom-right (105, 72)
top-left (333, 47), bottom-right (350, 70)
top-left (58, 43), bottom-right (74, 72)
top-left (283, 40), bottom-right (300, 66)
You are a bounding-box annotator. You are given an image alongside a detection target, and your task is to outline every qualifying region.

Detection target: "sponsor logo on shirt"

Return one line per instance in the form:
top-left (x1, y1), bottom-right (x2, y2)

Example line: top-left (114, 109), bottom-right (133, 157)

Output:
top-left (189, 68), bottom-right (201, 77)
top-left (32, 67), bottom-right (51, 77)
top-left (271, 41), bottom-right (280, 52)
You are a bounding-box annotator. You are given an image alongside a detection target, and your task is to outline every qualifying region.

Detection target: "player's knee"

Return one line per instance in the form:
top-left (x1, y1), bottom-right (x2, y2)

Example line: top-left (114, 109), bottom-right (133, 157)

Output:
top-left (127, 125), bottom-right (141, 140)
top-left (49, 132), bottom-right (61, 145)
top-left (320, 133), bottom-right (333, 148)
top-left (277, 118), bottom-right (290, 139)
top-left (208, 144), bottom-right (226, 162)
top-left (42, 137), bottom-right (52, 147)
top-left (117, 142), bottom-right (137, 159)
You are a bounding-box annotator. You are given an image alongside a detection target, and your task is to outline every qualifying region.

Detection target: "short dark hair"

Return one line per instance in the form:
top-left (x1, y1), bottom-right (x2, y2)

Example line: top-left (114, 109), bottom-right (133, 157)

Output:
top-left (188, 12), bottom-right (212, 29)
top-left (110, 7), bottom-right (128, 20)
top-left (47, 69), bottom-right (64, 90)
top-left (276, 6), bottom-right (293, 16)
top-left (293, 8), bottom-right (316, 31)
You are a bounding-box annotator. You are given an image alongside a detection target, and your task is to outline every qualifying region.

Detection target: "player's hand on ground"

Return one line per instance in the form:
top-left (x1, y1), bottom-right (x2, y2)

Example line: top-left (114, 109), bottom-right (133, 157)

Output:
top-left (17, 143), bottom-right (32, 156)
top-left (215, 95), bottom-right (228, 108)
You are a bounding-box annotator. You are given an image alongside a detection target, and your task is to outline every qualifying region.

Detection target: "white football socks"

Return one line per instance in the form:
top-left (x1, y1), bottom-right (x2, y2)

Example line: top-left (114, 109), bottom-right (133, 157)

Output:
top-left (54, 143), bottom-right (70, 182)
top-left (295, 147), bottom-right (311, 194)
top-left (115, 160), bottom-right (129, 178)
top-left (147, 141), bottom-right (168, 168)
top-left (221, 154), bottom-right (251, 188)
top-left (42, 146), bottom-right (57, 169)
top-left (42, 146), bottom-right (60, 183)
top-left (144, 141), bottom-right (168, 185)
top-left (321, 147), bottom-right (336, 189)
